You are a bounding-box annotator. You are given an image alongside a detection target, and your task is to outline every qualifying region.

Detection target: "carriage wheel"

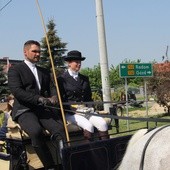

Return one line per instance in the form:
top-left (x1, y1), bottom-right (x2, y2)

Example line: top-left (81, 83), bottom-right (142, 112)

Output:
top-left (117, 106), bottom-right (123, 117)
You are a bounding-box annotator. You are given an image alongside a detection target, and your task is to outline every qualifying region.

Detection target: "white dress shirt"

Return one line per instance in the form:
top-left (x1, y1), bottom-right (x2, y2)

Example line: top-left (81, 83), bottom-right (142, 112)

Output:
top-left (24, 60), bottom-right (41, 90)
top-left (68, 69), bottom-right (78, 80)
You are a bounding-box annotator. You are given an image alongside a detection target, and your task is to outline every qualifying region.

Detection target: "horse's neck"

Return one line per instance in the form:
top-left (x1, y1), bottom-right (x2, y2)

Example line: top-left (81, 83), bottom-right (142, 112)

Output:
top-left (127, 129), bottom-right (148, 149)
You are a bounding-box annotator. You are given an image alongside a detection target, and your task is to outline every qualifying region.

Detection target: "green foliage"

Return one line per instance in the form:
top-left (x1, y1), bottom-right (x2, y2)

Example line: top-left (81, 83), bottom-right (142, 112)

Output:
top-left (109, 64), bottom-right (124, 87)
top-left (0, 65), bottom-right (6, 85)
top-left (81, 64), bottom-right (102, 89)
top-left (39, 19), bottom-right (67, 72)
top-left (92, 91), bottom-right (103, 110)
top-left (147, 62), bottom-right (170, 114)
top-left (0, 65), bottom-right (9, 97)
top-left (111, 91), bottom-right (121, 101)
top-left (92, 91), bottom-right (102, 101)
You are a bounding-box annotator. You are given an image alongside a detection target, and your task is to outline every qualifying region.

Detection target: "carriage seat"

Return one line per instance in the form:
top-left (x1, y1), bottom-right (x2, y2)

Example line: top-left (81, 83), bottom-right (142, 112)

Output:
top-left (6, 116), bottom-right (82, 140)
top-left (6, 110), bottom-right (112, 140)
top-left (5, 116), bottom-right (83, 169)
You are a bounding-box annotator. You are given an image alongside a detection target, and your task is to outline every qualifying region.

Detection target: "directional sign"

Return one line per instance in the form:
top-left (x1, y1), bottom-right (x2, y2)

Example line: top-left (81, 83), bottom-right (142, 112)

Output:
top-left (119, 63), bottom-right (153, 77)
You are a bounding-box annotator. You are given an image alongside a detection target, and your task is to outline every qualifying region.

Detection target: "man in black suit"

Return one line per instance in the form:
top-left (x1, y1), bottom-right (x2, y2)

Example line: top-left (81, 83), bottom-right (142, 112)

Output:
top-left (58, 50), bottom-right (109, 141)
top-left (8, 40), bottom-right (65, 170)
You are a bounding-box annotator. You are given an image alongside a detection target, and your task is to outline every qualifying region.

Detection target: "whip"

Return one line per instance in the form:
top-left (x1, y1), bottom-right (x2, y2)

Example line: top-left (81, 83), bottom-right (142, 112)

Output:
top-left (35, 0), bottom-right (70, 142)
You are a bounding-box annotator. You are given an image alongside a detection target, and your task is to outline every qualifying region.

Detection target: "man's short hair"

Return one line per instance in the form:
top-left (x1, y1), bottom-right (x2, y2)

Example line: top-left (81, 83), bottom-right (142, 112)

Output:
top-left (24, 40), bottom-right (40, 49)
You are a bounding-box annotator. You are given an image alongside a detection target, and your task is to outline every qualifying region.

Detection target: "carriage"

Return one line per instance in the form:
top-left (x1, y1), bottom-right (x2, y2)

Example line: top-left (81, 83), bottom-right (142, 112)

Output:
top-left (0, 103), bottom-right (133, 170)
top-left (1, 100), bottom-right (170, 170)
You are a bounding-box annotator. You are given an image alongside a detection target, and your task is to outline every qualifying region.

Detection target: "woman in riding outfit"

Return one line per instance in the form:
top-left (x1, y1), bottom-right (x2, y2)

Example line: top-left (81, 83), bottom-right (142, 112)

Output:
top-left (58, 50), bottom-right (109, 141)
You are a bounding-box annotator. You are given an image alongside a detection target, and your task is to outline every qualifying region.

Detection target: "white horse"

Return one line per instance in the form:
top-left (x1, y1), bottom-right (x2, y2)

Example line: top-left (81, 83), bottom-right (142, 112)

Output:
top-left (118, 125), bottom-right (170, 170)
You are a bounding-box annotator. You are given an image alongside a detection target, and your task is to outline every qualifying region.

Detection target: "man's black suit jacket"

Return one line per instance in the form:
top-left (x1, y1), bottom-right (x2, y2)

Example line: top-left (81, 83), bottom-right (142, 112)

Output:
top-left (8, 62), bottom-right (56, 120)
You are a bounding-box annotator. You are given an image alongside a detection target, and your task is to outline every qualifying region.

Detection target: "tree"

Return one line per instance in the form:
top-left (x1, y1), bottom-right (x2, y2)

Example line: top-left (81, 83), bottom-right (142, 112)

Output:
top-left (109, 64), bottom-right (124, 88)
top-left (81, 65), bottom-right (103, 109)
top-left (0, 64), bottom-right (10, 99)
top-left (81, 64), bottom-right (102, 89)
top-left (148, 62), bottom-right (170, 114)
top-left (40, 19), bottom-right (67, 74)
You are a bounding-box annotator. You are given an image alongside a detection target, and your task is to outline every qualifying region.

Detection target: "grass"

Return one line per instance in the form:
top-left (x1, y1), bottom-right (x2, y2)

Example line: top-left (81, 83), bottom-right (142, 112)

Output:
top-left (109, 113), bottom-right (170, 138)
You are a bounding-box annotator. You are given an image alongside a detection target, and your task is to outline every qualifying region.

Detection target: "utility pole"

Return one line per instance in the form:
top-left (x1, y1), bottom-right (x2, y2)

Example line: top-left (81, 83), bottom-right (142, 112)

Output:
top-left (95, 0), bottom-right (112, 112)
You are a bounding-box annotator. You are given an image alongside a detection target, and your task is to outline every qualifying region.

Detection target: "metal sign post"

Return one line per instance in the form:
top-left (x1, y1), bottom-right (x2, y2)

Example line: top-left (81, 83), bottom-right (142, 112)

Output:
top-left (119, 63), bottom-right (153, 130)
top-left (125, 78), bottom-right (129, 130)
top-left (144, 78), bottom-right (149, 128)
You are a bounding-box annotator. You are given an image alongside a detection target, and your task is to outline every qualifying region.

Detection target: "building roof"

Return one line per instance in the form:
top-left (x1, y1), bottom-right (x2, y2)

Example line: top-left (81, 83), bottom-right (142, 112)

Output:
top-left (0, 58), bottom-right (22, 65)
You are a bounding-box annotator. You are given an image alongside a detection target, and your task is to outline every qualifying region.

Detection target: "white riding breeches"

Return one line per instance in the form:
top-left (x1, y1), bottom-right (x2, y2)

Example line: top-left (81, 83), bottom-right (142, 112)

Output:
top-left (66, 112), bottom-right (108, 133)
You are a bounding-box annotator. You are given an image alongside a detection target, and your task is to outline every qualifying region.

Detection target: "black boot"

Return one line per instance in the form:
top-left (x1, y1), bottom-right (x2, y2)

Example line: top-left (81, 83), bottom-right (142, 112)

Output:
top-left (51, 133), bottom-right (67, 160)
top-left (83, 130), bottom-right (93, 142)
top-left (34, 144), bottom-right (55, 170)
top-left (98, 131), bottom-right (109, 140)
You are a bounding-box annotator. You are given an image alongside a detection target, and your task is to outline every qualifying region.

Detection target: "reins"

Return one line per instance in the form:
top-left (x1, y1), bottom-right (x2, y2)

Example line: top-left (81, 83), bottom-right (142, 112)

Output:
top-left (44, 104), bottom-right (170, 123)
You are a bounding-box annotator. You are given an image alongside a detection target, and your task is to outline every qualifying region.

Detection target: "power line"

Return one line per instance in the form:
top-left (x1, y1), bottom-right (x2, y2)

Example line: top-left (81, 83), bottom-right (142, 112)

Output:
top-left (0, 0), bottom-right (12, 12)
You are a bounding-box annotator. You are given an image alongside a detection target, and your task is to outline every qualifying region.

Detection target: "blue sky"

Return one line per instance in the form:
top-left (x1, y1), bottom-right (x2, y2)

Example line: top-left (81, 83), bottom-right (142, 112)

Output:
top-left (1, 0), bottom-right (170, 68)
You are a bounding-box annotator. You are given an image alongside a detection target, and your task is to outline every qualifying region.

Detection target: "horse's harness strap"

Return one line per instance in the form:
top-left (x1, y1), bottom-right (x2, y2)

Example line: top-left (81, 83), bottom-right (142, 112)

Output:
top-left (139, 125), bottom-right (170, 170)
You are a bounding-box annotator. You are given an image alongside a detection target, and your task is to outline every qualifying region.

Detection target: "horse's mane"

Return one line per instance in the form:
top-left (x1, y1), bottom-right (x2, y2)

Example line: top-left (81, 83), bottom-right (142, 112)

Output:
top-left (126, 128), bottom-right (148, 149)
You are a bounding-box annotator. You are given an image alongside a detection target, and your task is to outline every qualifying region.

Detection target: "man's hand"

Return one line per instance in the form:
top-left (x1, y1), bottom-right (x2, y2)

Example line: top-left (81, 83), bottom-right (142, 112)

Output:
top-left (48, 96), bottom-right (58, 105)
top-left (38, 97), bottom-right (51, 106)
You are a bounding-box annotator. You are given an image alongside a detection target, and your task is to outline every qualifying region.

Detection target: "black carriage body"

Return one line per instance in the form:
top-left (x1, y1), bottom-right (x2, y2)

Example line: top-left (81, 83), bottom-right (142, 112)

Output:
top-left (5, 134), bottom-right (131, 170)
top-left (5, 138), bottom-right (29, 170)
top-left (62, 135), bottom-right (131, 170)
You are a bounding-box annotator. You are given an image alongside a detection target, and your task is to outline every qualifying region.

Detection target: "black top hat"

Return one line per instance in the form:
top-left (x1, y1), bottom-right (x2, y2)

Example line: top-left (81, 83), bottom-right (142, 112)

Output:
top-left (64, 50), bottom-right (86, 61)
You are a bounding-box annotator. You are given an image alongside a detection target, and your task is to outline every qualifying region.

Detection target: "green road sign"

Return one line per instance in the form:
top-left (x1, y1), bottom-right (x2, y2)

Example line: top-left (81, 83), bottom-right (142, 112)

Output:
top-left (119, 63), bottom-right (153, 77)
